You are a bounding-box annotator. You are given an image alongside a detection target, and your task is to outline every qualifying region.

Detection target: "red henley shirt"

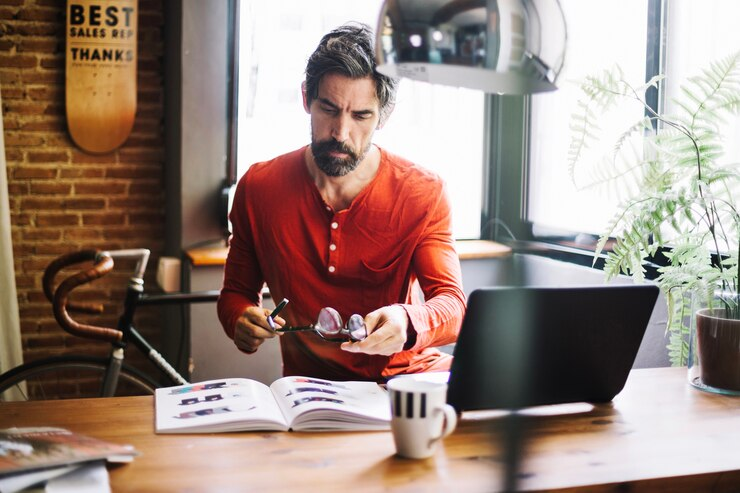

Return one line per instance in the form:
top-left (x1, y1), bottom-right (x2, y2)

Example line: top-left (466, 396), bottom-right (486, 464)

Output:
top-left (217, 146), bottom-right (466, 381)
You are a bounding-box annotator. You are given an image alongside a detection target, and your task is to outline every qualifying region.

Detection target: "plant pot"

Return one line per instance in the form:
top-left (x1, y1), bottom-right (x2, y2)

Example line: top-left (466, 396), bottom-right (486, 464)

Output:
top-left (688, 308), bottom-right (740, 395)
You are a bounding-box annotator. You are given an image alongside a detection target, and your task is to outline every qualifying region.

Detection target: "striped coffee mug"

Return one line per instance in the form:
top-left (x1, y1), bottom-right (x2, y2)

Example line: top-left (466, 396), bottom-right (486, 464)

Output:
top-left (387, 378), bottom-right (458, 459)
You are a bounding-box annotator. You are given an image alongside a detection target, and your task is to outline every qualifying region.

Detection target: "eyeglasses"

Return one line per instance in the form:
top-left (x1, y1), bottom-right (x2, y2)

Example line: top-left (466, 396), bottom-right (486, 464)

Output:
top-left (275, 307), bottom-right (367, 342)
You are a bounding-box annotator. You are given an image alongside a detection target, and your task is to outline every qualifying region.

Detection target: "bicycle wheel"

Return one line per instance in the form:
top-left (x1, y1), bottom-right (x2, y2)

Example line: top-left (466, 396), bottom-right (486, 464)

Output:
top-left (0, 355), bottom-right (160, 401)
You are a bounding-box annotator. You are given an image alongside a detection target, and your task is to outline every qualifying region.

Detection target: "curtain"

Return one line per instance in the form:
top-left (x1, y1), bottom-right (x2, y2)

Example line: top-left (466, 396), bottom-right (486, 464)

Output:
top-left (0, 86), bottom-right (24, 399)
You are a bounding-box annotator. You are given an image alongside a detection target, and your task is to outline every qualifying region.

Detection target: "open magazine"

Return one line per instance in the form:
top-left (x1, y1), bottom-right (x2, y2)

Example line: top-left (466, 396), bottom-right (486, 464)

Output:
top-left (155, 376), bottom-right (391, 433)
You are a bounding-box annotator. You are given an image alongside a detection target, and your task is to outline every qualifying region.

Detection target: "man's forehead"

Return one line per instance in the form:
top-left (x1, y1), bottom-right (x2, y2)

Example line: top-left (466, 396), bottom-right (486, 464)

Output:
top-left (316, 74), bottom-right (379, 109)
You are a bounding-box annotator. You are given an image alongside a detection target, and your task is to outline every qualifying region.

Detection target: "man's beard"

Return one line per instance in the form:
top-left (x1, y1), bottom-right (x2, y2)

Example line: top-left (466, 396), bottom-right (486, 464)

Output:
top-left (311, 139), bottom-right (370, 177)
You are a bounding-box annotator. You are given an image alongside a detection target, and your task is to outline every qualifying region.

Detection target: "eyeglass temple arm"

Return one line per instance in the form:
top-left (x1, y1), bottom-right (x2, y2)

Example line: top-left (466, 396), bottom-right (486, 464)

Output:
top-left (275, 324), bottom-right (317, 333)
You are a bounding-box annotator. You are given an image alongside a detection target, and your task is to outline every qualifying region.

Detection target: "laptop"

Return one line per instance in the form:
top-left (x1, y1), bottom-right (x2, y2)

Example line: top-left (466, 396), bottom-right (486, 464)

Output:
top-left (446, 284), bottom-right (659, 411)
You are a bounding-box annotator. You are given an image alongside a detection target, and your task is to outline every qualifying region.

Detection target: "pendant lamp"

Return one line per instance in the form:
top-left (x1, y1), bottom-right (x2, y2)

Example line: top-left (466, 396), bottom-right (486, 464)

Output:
top-left (376, 0), bottom-right (567, 94)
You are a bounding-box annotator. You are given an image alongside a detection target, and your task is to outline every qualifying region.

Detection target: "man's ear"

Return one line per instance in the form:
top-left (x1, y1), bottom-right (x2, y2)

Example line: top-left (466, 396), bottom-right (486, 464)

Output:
top-left (301, 82), bottom-right (310, 114)
top-left (377, 103), bottom-right (395, 130)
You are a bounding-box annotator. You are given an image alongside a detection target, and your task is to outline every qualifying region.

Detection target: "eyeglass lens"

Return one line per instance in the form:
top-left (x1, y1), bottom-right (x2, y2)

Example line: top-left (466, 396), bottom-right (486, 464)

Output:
top-left (347, 314), bottom-right (366, 341)
top-left (316, 307), bottom-right (343, 335)
top-left (316, 307), bottom-right (367, 342)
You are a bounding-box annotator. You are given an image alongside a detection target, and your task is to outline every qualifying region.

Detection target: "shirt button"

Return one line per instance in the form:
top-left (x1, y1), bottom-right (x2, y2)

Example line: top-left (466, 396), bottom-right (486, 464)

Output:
top-left (329, 244), bottom-right (337, 251)
top-left (331, 222), bottom-right (339, 230)
top-left (328, 266), bottom-right (336, 273)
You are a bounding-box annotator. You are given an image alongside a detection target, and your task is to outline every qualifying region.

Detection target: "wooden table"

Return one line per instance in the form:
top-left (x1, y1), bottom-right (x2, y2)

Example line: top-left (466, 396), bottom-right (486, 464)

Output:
top-left (1, 368), bottom-right (739, 492)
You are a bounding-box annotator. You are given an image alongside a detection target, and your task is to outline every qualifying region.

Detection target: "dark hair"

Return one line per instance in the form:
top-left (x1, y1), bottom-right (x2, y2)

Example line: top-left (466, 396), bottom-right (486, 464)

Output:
top-left (305, 23), bottom-right (397, 122)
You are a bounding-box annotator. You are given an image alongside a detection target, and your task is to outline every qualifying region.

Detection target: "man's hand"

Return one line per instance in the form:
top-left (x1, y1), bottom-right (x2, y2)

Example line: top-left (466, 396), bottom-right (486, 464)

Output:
top-left (233, 306), bottom-right (284, 354)
top-left (341, 305), bottom-right (410, 356)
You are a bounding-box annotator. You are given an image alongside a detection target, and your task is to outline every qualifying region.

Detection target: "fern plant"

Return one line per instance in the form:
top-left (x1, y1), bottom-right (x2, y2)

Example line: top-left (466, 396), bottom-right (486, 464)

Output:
top-left (568, 51), bottom-right (740, 366)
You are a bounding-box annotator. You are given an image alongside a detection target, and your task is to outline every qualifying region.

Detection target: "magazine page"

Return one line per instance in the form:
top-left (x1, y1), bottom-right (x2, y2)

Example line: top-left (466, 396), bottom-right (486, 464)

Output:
top-left (270, 376), bottom-right (391, 431)
top-left (0, 427), bottom-right (137, 477)
top-left (0, 464), bottom-right (81, 493)
top-left (155, 378), bottom-right (289, 434)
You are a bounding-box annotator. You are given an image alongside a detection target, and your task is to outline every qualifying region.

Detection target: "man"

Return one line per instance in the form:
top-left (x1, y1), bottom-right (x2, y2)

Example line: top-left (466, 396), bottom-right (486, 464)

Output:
top-left (217, 23), bottom-right (465, 381)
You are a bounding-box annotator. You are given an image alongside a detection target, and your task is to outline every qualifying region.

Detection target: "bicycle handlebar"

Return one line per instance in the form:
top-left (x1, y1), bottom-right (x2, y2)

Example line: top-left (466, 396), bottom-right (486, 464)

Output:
top-left (43, 248), bottom-right (217, 344)
top-left (42, 249), bottom-right (139, 343)
top-left (43, 250), bottom-right (110, 314)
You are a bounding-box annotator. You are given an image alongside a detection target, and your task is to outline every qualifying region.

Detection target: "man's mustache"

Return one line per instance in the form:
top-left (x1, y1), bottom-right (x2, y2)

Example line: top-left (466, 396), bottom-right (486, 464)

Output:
top-left (313, 140), bottom-right (358, 159)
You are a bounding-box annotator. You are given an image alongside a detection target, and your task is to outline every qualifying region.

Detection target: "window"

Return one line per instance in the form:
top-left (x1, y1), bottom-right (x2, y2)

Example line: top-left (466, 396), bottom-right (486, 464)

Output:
top-left (236, 0), bottom-right (485, 239)
top-left (528, 0), bottom-right (650, 237)
top-left (525, 0), bottom-right (740, 254)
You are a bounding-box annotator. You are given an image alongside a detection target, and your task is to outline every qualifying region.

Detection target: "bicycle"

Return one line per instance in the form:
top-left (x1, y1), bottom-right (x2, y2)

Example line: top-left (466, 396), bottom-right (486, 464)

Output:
top-left (0, 248), bottom-right (220, 401)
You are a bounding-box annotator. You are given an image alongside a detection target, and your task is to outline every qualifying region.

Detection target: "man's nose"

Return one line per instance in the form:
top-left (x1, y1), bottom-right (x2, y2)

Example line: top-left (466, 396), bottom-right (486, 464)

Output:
top-left (331, 114), bottom-right (351, 142)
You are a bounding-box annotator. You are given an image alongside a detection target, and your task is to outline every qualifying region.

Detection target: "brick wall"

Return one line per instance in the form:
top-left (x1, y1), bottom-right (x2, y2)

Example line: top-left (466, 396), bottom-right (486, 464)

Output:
top-left (1, 0), bottom-right (168, 389)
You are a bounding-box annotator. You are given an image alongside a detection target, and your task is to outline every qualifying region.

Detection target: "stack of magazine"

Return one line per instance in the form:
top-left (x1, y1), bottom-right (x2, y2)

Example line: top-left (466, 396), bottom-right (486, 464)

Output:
top-left (0, 427), bottom-right (137, 493)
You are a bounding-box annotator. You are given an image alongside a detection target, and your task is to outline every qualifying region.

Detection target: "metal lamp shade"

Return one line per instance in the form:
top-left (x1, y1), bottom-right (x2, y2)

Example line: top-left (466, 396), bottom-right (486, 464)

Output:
top-left (376, 0), bottom-right (566, 94)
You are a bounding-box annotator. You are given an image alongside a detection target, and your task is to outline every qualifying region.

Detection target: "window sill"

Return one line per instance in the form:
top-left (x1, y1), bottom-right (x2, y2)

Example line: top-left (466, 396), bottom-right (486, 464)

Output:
top-left (185, 240), bottom-right (511, 267)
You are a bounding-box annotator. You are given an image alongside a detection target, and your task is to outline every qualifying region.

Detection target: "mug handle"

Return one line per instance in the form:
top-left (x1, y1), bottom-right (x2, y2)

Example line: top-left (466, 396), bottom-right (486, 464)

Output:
top-left (430, 404), bottom-right (458, 444)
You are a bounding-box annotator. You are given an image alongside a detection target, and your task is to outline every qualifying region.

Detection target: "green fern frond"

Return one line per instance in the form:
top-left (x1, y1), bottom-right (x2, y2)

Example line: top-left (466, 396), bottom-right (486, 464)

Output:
top-left (567, 66), bottom-right (630, 182)
top-left (681, 51), bottom-right (740, 122)
top-left (639, 74), bottom-right (665, 92)
top-left (612, 116), bottom-right (652, 159)
top-left (680, 85), bottom-right (705, 109)
top-left (575, 142), bottom-right (646, 200)
top-left (704, 167), bottom-right (740, 185)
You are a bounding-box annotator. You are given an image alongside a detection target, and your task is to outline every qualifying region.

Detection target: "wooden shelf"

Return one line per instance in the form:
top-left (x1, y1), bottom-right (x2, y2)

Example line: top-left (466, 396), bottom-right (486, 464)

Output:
top-left (454, 239), bottom-right (511, 260)
top-left (185, 240), bottom-right (511, 267)
top-left (185, 245), bottom-right (229, 267)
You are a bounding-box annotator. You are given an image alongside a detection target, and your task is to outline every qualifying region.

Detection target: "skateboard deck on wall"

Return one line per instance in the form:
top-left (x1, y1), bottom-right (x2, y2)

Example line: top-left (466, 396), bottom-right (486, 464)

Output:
top-left (65, 0), bottom-right (138, 154)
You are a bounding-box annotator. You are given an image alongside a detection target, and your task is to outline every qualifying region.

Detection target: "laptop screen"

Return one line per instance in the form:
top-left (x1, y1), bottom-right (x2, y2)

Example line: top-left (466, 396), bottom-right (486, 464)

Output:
top-left (446, 284), bottom-right (659, 411)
